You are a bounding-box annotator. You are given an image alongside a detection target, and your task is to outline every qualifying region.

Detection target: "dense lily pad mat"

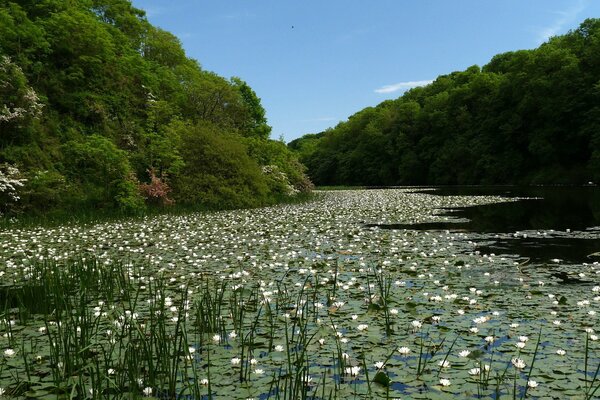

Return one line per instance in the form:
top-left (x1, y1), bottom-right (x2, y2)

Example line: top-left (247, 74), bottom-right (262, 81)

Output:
top-left (0, 189), bottom-right (598, 399)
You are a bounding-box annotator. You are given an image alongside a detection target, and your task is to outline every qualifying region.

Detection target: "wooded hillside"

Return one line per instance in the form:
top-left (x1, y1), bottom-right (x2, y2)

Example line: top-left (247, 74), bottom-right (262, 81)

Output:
top-left (290, 19), bottom-right (600, 186)
top-left (0, 0), bottom-right (311, 217)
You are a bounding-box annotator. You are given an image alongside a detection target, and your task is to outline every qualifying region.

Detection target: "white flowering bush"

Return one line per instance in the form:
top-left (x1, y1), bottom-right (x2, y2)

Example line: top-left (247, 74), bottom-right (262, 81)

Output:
top-left (0, 55), bottom-right (43, 125)
top-left (0, 163), bottom-right (26, 215)
top-left (261, 164), bottom-right (299, 196)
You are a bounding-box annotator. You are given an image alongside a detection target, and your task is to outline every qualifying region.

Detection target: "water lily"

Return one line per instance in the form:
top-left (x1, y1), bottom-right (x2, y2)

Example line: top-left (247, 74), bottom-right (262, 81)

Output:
top-left (398, 346), bottom-right (411, 355)
top-left (527, 380), bottom-right (538, 388)
top-left (439, 378), bottom-right (451, 387)
top-left (459, 350), bottom-right (470, 357)
top-left (345, 366), bottom-right (361, 376)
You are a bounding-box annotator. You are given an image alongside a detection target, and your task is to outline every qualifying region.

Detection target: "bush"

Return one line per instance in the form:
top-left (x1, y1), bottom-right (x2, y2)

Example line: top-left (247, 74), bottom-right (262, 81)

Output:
top-left (61, 134), bottom-right (145, 213)
top-left (171, 122), bottom-right (270, 209)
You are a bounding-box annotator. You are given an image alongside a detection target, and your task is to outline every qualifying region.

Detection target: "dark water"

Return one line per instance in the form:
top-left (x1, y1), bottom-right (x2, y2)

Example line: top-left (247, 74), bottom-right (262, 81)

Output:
top-left (379, 186), bottom-right (600, 264)
top-left (420, 186), bottom-right (600, 233)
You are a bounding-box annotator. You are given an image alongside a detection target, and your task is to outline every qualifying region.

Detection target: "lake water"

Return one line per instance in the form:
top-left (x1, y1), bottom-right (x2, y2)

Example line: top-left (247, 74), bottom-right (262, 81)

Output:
top-left (377, 186), bottom-right (600, 265)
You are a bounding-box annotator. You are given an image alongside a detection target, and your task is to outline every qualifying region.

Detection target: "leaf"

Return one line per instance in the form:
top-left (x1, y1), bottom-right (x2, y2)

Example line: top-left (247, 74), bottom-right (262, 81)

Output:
top-left (373, 371), bottom-right (391, 387)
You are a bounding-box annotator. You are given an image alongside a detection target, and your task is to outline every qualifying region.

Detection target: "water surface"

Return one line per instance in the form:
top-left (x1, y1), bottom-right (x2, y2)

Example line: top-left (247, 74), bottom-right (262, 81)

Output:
top-left (381, 186), bottom-right (600, 264)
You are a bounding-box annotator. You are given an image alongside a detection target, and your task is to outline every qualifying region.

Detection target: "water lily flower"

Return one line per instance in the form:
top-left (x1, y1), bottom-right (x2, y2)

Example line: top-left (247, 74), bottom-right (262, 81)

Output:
top-left (439, 378), bottom-right (451, 387)
top-left (143, 387), bottom-right (153, 397)
top-left (374, 361), bottom-right (385, 369)
top-left (556, 349), bottom-right (566, 356)
top-left (527, 380), bottom-right (538, 388)
top-left (398, 346), bottom-right (411, 355)
top-left (512, 358), bottom-right (526, 369)
top-left (459, 350), bottom-right (470, 357)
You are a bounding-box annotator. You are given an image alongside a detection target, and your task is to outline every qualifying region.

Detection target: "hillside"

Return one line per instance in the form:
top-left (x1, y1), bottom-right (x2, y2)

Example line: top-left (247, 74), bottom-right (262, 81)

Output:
top-left (290, 19), bottom-right (600, 186)
top-left (0, 0), bottom-right (311, 217)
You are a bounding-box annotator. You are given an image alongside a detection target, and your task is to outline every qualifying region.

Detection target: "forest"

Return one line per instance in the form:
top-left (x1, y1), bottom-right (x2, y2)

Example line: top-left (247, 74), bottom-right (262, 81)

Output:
top-left (0, 0), bottom-right (312, 218)
top-left (289, 19), bottom-right (600, 186)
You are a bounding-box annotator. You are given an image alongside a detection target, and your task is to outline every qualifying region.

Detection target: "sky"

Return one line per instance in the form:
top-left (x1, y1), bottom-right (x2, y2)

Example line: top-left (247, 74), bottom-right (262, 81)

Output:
top-left (130, 0), bottom-right (600, 142)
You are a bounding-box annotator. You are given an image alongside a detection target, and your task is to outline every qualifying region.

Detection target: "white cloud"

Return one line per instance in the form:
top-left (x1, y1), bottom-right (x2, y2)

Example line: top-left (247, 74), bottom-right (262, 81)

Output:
top-left (374, 80), bottom-right (433, 94)
top-left (537, 0), bottom-right (588, 43)
top-left (143, 6), bottom-right (165, 18)
top-left (298, 117), bottom-right (337, 123)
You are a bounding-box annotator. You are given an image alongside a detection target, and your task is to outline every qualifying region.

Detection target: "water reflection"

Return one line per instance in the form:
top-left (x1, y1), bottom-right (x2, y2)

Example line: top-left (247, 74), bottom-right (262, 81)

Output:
top-left (421, 186), bottom-right (600, 233)
top-left (376, 186), bottom-right (600, 264)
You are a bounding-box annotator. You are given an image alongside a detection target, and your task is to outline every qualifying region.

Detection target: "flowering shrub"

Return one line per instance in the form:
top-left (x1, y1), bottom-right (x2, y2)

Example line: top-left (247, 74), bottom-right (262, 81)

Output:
top-left (0, 164), bottom-right (26, 215)
top-left (262, 164), bottom-right (299, 196)
top-left (0, 56), bottom-right (43, 124)
top-left (138, 169), bottom-right (174, 206)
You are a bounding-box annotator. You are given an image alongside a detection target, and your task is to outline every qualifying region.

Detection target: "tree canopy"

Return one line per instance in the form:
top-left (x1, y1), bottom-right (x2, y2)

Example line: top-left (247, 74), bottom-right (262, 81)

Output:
top-left (290, 19), bottom-right (600, 186)
top-left (0, 0), bottom-right (311, 216)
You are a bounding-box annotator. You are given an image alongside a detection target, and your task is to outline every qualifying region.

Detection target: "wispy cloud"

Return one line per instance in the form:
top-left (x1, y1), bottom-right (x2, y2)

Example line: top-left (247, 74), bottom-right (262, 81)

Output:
top-left (221, 11), bottom-right (256, 21)
top-left (143, 6), bottom-right (166, 18)
top-left (374, 80), bottom-right (433, 94)
top-left (536, 0), bottom-right (588, 43)
top-left (298, 117), bottom-right (337, 123)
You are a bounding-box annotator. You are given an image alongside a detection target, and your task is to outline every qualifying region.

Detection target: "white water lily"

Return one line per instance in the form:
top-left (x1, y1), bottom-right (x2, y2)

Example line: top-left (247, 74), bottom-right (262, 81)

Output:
top-left (527, 380), bottom-right (538, 388)
top-left (459, 350), bottom-right (470, 357)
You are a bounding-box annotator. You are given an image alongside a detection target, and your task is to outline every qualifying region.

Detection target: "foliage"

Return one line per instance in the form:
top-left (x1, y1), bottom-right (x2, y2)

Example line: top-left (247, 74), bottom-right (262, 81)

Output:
top-left (291, 19), bottom-right (600, 186)
top-left (0, 0), bottom-right (311, 216)
top-left (171, 122), bottom-right (270, 209)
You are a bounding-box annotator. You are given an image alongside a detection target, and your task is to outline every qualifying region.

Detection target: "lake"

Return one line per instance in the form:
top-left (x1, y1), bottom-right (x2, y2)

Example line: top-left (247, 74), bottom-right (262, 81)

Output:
top-left (0, 188), bottom-right (598, 399)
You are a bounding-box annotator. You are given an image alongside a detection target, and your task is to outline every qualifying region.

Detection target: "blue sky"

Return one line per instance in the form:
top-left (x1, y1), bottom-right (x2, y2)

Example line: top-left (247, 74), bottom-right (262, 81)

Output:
top-left (130, 0), bottom-right (600, 142)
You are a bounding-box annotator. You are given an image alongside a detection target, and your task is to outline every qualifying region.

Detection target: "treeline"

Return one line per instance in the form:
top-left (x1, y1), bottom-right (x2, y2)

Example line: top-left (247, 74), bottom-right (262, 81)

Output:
top-left (0, 0), bottom-right (311, 217)
top-left (290, 19), bottom-right (600, 186)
